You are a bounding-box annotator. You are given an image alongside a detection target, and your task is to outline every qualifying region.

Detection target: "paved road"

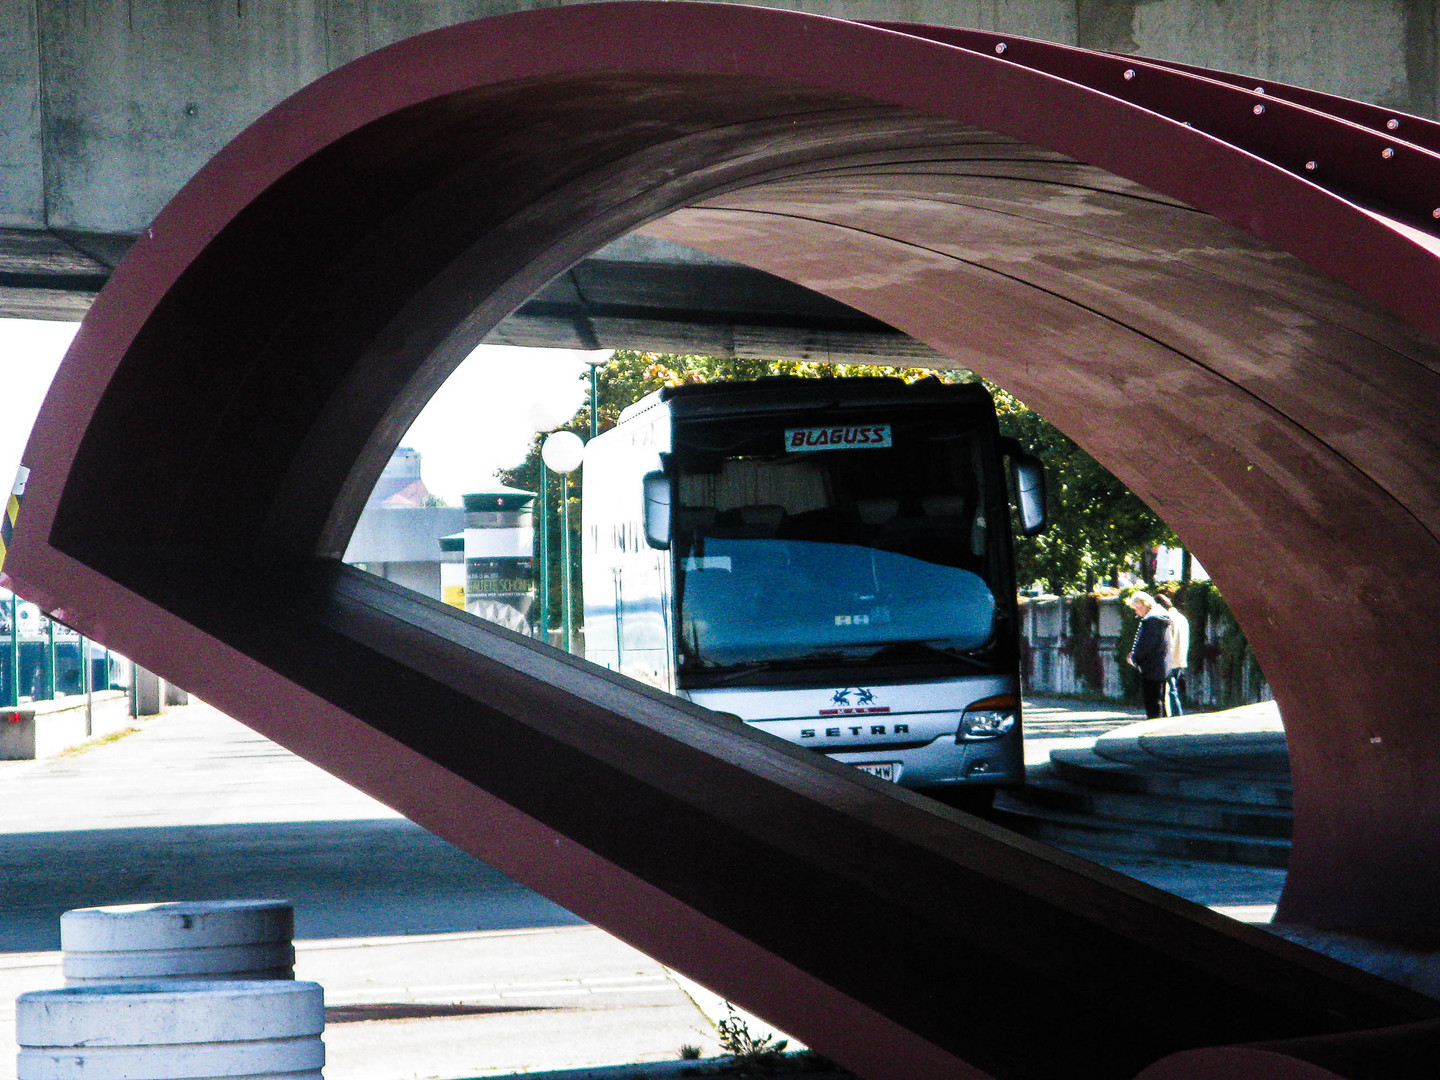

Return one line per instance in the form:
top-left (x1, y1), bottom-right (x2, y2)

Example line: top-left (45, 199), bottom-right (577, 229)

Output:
top-left (0, 695), bottom-right (1285, 1079)
top-left (0, 704), bottom-right (583, 950)
top-left (0, 703), bottom-right (727, 1080)
top-left (1023, 695), bottom-right (1148, 740)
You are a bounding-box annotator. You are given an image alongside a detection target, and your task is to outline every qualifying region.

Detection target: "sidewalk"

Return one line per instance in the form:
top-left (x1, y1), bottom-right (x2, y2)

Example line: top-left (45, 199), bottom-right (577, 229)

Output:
top-left (0, 702), bottom-right (733, 1080)
top-left (1022, 693), bottom-right (1147, 767)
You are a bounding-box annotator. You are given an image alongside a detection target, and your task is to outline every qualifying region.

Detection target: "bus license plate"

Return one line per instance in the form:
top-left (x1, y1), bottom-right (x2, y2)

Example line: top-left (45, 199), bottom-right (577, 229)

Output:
top-left (855, 762), bottom-right (900, 782)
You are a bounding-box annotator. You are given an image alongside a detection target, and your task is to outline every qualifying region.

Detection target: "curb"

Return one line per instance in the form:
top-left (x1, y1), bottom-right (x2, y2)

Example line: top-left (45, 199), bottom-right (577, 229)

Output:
top-left (459, 1056), bottom-right (854, 1080)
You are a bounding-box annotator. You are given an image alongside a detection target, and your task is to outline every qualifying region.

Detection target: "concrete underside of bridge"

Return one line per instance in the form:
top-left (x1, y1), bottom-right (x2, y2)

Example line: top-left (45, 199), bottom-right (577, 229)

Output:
top-left (5, 0), bottom-right (1440, 350)
top-left (9, 6), bottom-right (1440, 1078)
top-left (0, 225), bottom-right (943, 364)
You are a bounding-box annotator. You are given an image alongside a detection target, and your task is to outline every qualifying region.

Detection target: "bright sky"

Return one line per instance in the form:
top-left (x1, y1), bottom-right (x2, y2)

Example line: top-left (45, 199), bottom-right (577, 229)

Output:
top-left (0, 317), bottom-right (602, 506)
top-left (401, 344), bottom-right (601, 501)
top-left (0, 319), bottom-right (76, 499)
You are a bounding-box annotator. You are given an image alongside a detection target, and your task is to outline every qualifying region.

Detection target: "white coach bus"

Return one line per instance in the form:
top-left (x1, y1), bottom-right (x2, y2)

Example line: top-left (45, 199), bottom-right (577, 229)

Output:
top-left (581, 376), bottom-right (1046, 804)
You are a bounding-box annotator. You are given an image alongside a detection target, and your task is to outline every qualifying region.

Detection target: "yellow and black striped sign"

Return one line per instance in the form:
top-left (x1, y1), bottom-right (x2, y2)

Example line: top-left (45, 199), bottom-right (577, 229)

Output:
top-left (0, 492), bottom-right (17, 573)
top-left (0, 467), bottom-right (28, 574)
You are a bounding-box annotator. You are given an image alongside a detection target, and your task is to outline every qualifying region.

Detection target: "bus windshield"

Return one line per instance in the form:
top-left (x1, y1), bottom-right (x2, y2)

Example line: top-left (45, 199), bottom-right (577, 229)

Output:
top-left (672, 407), bottom-right (1004, 682)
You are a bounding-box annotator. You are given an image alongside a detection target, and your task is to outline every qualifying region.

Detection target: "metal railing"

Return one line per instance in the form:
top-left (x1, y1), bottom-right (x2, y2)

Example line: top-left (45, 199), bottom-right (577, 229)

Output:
top-left (1, 591), bottom-right (127, 708)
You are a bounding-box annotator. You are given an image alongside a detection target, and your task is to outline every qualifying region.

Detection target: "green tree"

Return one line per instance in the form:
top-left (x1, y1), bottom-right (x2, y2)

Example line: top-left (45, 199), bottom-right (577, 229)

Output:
top-left (991, 388), bottom-right (1175, 594)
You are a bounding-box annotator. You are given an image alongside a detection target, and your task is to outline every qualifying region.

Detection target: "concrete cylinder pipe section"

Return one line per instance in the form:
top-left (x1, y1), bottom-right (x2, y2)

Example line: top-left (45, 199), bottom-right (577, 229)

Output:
top-left (8, 5), bottom-right (1440, 1077)
top-left (61, 901), bottom-right (296, 985)
top-left (16, 980), bottom-right (325, 1080)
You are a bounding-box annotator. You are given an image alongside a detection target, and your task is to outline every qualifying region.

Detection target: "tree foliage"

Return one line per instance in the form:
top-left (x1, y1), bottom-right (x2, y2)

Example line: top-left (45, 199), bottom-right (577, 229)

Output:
top-left (500, 349), bottom-right (971, 491)
top-left (990, 387), bottom-right (1175, 594)
top-left (498, 350), bottom-right (1174, 629)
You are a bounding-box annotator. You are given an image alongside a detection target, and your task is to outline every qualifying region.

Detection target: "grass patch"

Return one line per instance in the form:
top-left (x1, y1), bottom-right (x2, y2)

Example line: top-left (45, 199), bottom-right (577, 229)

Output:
top-left (55, 726), bottom-right (142, 757)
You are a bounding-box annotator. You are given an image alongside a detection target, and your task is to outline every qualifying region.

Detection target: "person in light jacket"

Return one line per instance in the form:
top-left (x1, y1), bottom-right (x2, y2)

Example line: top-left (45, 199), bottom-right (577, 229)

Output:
top-left (1154, 593), bottom-right (1190, 716)
top-left (1126, 591), bottom-right (1172, 719)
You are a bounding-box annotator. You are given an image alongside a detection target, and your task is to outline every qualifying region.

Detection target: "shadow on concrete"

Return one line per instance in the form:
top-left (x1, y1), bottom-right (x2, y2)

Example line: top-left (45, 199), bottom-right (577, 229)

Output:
top-left (326, 1002), bottom-right (555, 1023)
top-left (0, 817), bottom-right (582, 952)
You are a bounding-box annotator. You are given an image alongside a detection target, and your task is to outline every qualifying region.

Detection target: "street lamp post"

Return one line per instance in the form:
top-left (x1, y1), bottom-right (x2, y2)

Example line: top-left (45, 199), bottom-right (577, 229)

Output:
top-left (529, 399), bottom-right (573, 647)
top-left (5, 591), bottom-right (16, 707)
top-left (45, 615), bottom-right (55, 700)
top-left (536, 467), bottom-right (549, 642)
top-left (541, 430), bottom-right (585, 654)
top-left (585, 355), bottom-right (605, 439)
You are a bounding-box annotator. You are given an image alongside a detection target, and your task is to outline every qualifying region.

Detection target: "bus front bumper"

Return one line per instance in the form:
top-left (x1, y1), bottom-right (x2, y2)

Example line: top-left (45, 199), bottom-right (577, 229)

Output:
top-left (825, 733), bottom-right (1022, 790)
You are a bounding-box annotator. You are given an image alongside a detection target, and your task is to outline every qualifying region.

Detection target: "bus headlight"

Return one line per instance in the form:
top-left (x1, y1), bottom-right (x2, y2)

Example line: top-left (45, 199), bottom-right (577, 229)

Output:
top-left (958, 695), bottom-right (1018, 741)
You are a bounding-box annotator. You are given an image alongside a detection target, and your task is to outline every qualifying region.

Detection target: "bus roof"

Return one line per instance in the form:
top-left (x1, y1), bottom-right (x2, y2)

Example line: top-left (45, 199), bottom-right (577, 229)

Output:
top-left (656, 376), bottom-right (993, 419)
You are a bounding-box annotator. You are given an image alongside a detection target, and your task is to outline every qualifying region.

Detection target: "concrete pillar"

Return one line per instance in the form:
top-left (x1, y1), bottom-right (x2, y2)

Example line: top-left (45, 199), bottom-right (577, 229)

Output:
top-left (61, 900), bottom-right (295, 984)
top-left (132, 667), bottom-right (162, 716)
top-left (0, 708), bottom-right (36, 759)
top-left (17, 980), bottom-right (324, 1079)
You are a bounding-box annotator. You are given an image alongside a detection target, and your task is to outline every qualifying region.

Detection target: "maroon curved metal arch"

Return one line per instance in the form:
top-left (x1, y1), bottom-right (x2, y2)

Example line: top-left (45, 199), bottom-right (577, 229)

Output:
top-left (8, 5), bottom-right (1440, 1076)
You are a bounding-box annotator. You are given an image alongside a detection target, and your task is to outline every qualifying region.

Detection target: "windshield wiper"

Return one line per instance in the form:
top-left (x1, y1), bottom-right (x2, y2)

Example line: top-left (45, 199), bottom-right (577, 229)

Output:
top-left (682, 659), bottom-right (776, 687)
top-left (686, 642), bottom-right (988, 686)
top-left (866, 641), bottom-right (989, 669)
top-left (685, 652), bottom-right (857, 686)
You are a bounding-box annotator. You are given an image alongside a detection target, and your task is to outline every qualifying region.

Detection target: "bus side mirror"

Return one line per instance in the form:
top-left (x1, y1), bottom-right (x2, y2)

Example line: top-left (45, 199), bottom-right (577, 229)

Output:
top-left (642, 471), bottom-right (672, 549)
top-left (1000, 439), bottom-right (1047, 536)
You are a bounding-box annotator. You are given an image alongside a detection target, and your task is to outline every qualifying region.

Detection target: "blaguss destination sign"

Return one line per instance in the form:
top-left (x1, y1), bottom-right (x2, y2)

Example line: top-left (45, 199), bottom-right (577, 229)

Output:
top-left (784, 424), bottom-right (892, 452)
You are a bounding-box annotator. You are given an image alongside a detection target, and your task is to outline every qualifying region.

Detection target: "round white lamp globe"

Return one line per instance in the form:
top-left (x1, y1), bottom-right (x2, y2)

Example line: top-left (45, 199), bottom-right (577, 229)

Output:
top-left (541, 430), bottom-right (585, 474)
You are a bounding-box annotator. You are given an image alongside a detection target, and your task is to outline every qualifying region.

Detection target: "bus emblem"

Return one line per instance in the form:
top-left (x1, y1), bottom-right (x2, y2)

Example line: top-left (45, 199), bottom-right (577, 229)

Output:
top-left (820, 687), bottom-right (889, 716)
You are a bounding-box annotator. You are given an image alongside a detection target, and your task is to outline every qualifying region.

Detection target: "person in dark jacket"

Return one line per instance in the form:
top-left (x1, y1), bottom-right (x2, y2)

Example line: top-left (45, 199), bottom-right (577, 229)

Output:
top-left (1126, 591), bottom-right (1172, 719)
top-left (1153, 592), bottom-right (1190, 716)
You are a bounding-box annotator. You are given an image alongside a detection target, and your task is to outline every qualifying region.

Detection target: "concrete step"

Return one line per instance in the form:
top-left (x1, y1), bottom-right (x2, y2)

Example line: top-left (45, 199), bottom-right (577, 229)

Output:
top-left (993, 795), bottom-right (1291, 868)
top-left (1005, 764), bottom-right (1292, 838)
top-left (1048, 746), bottom-right (1293, 809)
top-left (1000, 705), bottom-right (1294, 868)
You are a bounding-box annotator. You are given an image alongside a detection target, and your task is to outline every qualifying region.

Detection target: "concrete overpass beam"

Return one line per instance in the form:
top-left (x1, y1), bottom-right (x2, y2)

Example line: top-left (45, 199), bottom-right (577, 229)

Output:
top-left (0, 2), bottom-right (43, 229)
top-left (4, 1), bottom-right (1440, 322)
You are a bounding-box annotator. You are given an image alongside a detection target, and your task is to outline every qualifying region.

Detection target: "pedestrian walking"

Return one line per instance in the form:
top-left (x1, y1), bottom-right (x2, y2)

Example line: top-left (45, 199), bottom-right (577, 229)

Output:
top-left (1126, 591), bottom-right (1172, 719)
top-left (1154, 593), bottom-right (1190, 716)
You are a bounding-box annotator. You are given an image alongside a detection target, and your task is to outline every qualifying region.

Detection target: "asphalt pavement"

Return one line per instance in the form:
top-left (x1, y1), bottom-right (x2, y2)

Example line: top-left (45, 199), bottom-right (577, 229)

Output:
top-left (0, 695), bottom-right (1289, 1079)
top-left (0, 702), bottom-right (732, 1079)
